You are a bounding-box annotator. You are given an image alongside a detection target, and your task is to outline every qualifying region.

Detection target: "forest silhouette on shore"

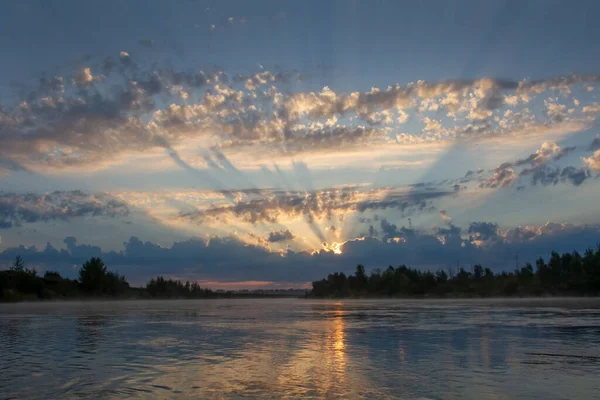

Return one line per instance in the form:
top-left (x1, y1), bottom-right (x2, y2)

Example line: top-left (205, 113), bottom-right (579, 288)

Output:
top-left (310, 245), bottom-right (600, 298)
top-left (2, 244), bottom-right (600, 301)
top-left (0, 256), bottom-right (298, 301)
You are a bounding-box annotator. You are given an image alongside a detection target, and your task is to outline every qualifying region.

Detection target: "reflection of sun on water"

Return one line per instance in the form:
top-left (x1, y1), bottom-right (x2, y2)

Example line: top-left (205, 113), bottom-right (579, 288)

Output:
top-left (332, 309), bottom-right (345, 352)
top-left (326, 305), bottom-right (346, 381)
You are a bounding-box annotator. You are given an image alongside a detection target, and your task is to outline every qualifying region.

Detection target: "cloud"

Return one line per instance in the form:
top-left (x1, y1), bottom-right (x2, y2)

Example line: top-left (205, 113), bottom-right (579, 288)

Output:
top-left (267, 229), bottom-right (295, 243)
top-left (480, 164), bottom-right (517, 188)
top-left (522, 165), bottom-right (590, 186)
top-left (583, 150), bottom-right (600, 171)
top-left (0, 66), bottom-right (227, 170)
top-left (179, 186), bottom-right (452, 226)
top-left (423, 117), bottom-right (442, 131)
top-left (0, 191), bottom-right (130, 229)
top-left (513, 141), bottom-right (575, 168)
top-left (0, 157), bottom-right (31, 176)
top-left (468, 222), bottom-right (500, 243)
top-left (2, 63), bottom-right (600, 172)
top-left (582, 102), bottom-right (600, 116)
top-left (277, 75), bottom-right (598, 126)
top-left (558, 166), bottom-right (591, 185)
top-left (72, 67), bottom-right (100, 87)
top-left (439, 210), bottom-right (452, 223)
top-left (479, 142), bottom-right (586, 188)
top-left (589, 135), bottom-right (600, 151)
top-left (3, 220), bottom-right (598, 284)
top-left (544, 98), bottom-right (567, 122)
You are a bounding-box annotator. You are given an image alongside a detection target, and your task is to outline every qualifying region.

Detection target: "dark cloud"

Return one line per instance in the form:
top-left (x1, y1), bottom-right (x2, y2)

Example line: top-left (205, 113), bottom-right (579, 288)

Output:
top-left (0, 191), bottom-right (130, 229)
top-left (560, 166), bottom-right (590, 186)
top-left (267, 229), bottom-right (295, 243)
top-left (380, 219), bottom-right (400, 238)
top-left (434, 224), bottom-right (461, 237)
top-left (522, 165), bottom-right (590, 186)
top-left (589, 134), bottom-right (600, 151)
top-left (464, 169), bottom-right (484, 178)
top-left (379, 219), bottom-right (416, 240)
top-left (2, 221), bottom-right (599, 284)
top-left (468, 222), bottom-right (499, 241)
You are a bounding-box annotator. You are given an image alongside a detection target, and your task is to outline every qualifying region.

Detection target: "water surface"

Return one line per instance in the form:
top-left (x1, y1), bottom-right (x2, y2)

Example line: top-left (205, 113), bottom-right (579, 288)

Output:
top-left (1, 298), bottom-right (600, 399)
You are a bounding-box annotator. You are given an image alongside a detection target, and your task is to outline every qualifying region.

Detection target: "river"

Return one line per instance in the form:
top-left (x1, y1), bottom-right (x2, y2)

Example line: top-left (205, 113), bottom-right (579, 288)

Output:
top-left (1, 298), bottom-right (600, 399)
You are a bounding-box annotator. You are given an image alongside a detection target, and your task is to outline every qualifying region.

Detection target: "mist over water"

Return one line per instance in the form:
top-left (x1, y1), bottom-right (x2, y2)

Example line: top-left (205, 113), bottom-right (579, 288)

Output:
top-left (2, 298), bottom-right (600, 399)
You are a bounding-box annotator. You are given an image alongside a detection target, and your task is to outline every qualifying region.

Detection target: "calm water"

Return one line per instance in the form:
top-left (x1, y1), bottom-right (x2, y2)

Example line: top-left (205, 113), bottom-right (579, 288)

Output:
top-left (1, 299), bottom-right (600, 399)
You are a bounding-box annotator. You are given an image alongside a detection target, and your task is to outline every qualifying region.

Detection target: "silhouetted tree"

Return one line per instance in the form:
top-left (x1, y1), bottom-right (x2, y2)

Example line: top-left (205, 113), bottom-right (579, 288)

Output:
top-left (11, 256), bottom-right (24, 272)
top-left (77, 257), bottom-right (128, 294)
top-left (473, 265), bottom-right (484, 281)
top-left (44, 271), bottom-right (62, 280)
top-left (78, 257), bottom-right (108, 293)
top-left (355, 264), bottom-right (368, 291)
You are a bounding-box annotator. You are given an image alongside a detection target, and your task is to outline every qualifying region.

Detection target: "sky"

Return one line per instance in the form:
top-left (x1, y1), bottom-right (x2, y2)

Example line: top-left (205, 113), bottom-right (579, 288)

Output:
top-left (1, 0), bottom-right (600, 288)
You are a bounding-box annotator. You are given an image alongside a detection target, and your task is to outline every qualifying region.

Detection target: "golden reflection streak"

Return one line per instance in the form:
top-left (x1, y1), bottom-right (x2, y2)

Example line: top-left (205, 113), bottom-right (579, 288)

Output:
top-left (130, 303), bottom-right (368, 398)
top-left (275, 302), bottom-right (351, 397)
top-left (330, 305), bottom-right (346, 361)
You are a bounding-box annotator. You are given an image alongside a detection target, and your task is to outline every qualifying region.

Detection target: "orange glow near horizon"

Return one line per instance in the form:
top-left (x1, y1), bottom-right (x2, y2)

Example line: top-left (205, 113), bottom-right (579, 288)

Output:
top-left (192, 280), bottom-right (312, 291)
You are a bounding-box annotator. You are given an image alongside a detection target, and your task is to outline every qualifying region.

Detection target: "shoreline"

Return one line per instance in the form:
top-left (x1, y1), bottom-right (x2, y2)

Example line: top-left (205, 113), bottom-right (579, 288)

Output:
top-left (3, 293), bottom-right (600, 304)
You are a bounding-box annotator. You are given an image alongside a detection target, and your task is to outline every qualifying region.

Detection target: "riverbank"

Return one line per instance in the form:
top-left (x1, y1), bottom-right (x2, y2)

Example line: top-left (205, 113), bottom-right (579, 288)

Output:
top-left (0, 270), bottom-right (305, 302)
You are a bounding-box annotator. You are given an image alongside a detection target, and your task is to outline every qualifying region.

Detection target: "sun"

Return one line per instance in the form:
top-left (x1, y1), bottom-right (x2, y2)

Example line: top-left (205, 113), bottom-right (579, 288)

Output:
top-left (322, 241), bottom-right (343, 255)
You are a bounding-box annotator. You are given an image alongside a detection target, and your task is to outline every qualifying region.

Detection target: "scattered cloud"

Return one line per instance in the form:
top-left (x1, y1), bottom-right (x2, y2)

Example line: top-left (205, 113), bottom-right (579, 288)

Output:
top-left (0, 191), bottom-right (130, 229)
top-left (2, 63), bottom-right (599, 172)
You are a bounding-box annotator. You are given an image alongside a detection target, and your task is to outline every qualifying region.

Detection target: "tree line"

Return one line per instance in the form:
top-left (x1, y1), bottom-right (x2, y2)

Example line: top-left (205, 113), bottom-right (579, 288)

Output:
top-left (4, 244), bottom-right (600, 301)
top-left (309, 245), bottom-right (600, 297)
top-left (0, 256), bottom-right (134, 301)
top-left (0, 256), bottom-right (298, 301)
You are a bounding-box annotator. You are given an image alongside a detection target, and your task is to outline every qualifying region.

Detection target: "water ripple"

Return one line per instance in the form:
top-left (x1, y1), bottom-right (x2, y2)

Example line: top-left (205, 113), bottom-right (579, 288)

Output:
top-left (1, 298), bottom-right (600, 399)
